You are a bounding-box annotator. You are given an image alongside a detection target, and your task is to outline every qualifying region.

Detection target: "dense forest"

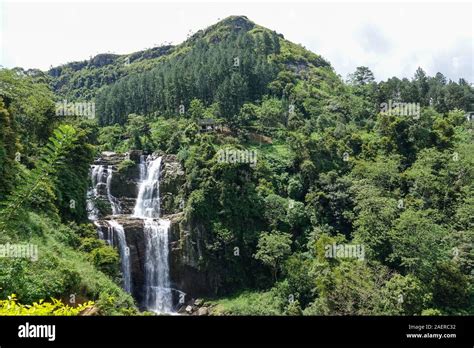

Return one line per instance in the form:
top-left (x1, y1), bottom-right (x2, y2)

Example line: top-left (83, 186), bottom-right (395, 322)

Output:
top-left (0, 15), bottom-right (473, 315)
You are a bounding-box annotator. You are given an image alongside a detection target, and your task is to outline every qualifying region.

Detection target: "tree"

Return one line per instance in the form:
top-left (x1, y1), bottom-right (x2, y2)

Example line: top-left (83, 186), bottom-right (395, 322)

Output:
top-left (413, 67), bottom-right (429, 105)
top-left (125, 114), bottom-right (149, 150)
top-left (258, 97), bottom-right (285, 128)
top-left (189, 98), bottom-right (205, 120)
top-left (236, 103), bottom-right (258, 129)
top-left (262, 31), bottom-right (274, 55)
top-left (379, 274), bottom-right (430, 315)
top-left (0, 98), bottom-right (17, 200)
top-left (272, 32), bottom-right (281, 54)
top-left (431, 262), bottom-right (470, 313)
top-left (348, 66), bottom-right (375, 86)
top-left (254, 231), bottom-right (292, 281)
top-left (388, 209), bottom-right (447, 280)
top-left (263, 194), bottom-right (288, 229)
top-left (216, 73), bottom-right (248, 128)
top-left (0, 125), bottom-right (78, 233)
top-left (310, 261), bottom-right (389, 315)
top-left (54, 123), bottom-right (95, 222)
top-left (351, 184), bottom-right (399, 263)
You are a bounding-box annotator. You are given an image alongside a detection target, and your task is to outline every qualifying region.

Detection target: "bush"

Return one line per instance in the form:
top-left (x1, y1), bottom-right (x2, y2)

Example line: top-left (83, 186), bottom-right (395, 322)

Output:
top-left (89, 246), bottom-right (120, 279)
top-left (0, 213), bottom-right (136, 315)
top-left (208, 290), bottom-right (283, 315)
top-left (79, 237), bottom-right (107, 253)
top-left (117, 159), bottom-right (137, 176)
top-left (431, 262), bottom-right (470, 313)
top-left (421, 308), bottom-right (442, 316)
top-left (0, 294), bottom-right (94, 316)
top-left (379, 274), bottom-right (431, 315)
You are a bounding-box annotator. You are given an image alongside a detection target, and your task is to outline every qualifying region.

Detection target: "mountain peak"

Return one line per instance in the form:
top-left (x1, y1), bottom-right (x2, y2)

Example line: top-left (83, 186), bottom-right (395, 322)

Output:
top-left (199, 15), bottom-right (255, 38)
top-left (218, 15), bottom-right (254, 28)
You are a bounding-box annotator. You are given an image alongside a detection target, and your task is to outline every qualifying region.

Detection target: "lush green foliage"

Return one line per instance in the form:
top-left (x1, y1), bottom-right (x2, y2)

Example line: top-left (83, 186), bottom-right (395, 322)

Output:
top-left (0, 294), bottom-right (94, 316)
top-left (0, 69), bottom-right (136, 315)
top-left (1, 15), bottom-right (473, 316)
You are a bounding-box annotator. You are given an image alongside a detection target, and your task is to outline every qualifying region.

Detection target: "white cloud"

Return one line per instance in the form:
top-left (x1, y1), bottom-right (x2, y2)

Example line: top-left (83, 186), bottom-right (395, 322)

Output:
top-left (0, 0), bottom-right (472, 82)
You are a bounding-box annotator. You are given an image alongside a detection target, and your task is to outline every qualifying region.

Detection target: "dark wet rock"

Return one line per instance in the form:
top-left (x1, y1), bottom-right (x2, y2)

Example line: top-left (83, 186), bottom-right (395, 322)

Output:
top-left (160, 155), bottom-right (185, 216)
top-left (128, 150), bottom-right (143, 163)
top-left (167, 213), bottom-right (213, 298)
top-left (94, 151), bottom-right (126, 166)
top-left (96, 217), bottom-right (146, 307)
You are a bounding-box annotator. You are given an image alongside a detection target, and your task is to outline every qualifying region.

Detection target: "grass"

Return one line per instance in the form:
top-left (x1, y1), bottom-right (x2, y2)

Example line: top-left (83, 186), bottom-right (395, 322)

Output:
top-left (248, 141), bottom-right (294, 170)
top-left (206, 290), bottom-right (283, 315)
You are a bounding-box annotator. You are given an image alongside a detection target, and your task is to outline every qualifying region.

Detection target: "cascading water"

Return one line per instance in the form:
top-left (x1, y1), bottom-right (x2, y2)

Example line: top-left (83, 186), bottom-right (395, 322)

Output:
top-left (134, 155), bottom-right (173, 313)
top-left (144, 219), bottom-right (172, 313)
top-left (87, 164), bottom-right (121, 218)
top-left (106, 166), bottom-right (121, 215)
top-left (134, 156), bottom-right (162, 218)
top-left (107, 220), bottom-right (131, 293)
top-left (86, 165), bottom-right (103, 221)
top-left (87, 163), bottom-right (131, 293)
top-left (87, 154), bottom-right (174, 313)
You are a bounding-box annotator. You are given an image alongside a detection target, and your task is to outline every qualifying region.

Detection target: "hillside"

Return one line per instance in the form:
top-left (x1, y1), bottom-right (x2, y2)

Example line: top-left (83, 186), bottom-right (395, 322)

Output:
top-left (0, 15), bottom-right (473, 316)
top-left (43, 16), bottom-right (331, 104)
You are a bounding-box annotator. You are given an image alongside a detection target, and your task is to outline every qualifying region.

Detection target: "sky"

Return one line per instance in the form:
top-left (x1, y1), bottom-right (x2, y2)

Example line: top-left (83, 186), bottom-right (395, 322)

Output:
top-left (0, 0), bottom-right (473, 82)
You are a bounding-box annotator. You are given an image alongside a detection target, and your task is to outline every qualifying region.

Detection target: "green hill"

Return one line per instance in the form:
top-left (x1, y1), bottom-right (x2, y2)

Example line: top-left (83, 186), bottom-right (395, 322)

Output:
top-left (0, 15), bottom-right (473, 316)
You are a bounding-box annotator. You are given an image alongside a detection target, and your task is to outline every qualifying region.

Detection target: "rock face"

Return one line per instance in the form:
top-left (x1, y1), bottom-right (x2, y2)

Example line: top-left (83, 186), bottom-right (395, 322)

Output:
top-left (168, 213), bottom-right (212, 300)
top-left (89, 53), bottom-right (119, 68)
top-left (115, 217), bottom-right (146, 306)
top-left (94, 217), bottom-right (145, 305)
top-left (160, 154), bottom-right (186, 216)
top-left (110, 162), bottom-right (140, 214)
top-left (155, 156), bottom-right (216, 302)
top-left (91, 151), bottom-right (143, 215)
top-left (95, 151), bottom-right (128, 166)
top-left (197, 307), bottom-right (209, 316)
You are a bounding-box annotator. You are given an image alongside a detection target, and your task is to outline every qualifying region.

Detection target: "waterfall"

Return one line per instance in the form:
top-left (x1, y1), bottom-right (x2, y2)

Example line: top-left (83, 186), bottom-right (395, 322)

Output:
top-left (87, 164), bottom-right (121, 218)
top-left (86, 189), bottom-right (99, 221)
top-left (87, 163), bottom-right (131, 293)
top-left (133, 156), bottom-right (162, 218)
top-left (134, 155), bottom-right (173, 313)
top-left (86, 165), bottom-right (102, 221)
top-left (107, 220), bottom-right (132, 293)
top-left (106, 166), bottom-right (121, 215)
top-left (87, 154), bottom-right (174, 313)
top-left (144, 219), bottom-right (172, 313)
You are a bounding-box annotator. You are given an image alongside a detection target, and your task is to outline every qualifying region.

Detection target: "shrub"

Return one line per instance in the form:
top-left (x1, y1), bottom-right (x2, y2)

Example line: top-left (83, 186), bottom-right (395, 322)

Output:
top-left (89, 246), bottom-right (120, 279)
top-left (79, 237), bottom-right (107, 253)
top-left (0, 294), bottom-right (94, 316)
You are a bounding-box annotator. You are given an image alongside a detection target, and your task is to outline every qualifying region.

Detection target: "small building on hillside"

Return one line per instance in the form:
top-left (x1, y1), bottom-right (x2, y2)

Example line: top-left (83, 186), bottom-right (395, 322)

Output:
top-left (197, 118), bottom-right (217, 132)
